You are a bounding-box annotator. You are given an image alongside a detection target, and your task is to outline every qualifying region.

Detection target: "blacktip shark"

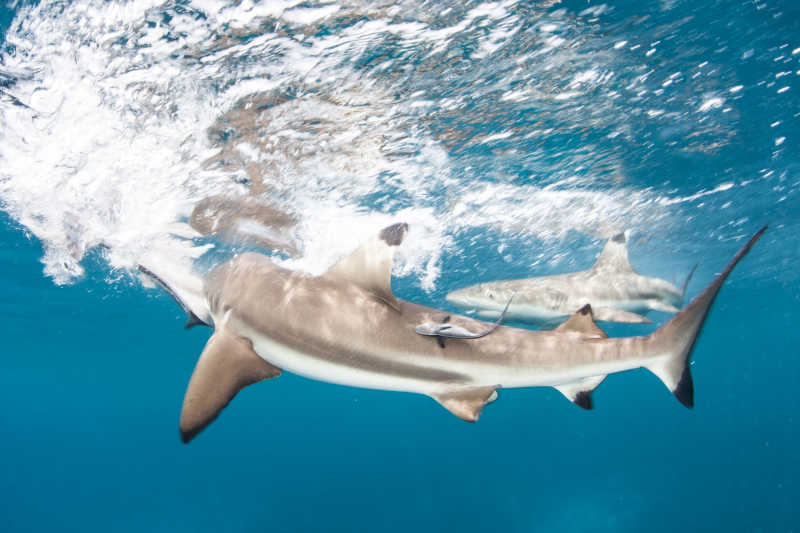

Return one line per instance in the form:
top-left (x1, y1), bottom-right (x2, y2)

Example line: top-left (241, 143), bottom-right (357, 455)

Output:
top-left (140, 223), bottom-right (765, 443)
top-left (446, 232), bottom-right (697, 326)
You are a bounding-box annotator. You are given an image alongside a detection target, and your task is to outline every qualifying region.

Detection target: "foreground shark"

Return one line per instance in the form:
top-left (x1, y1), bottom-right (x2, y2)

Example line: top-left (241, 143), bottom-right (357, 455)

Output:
top-left (446, 233), bottom-right (696, 326)
top-left (141, 223), bottom-right (765, 443)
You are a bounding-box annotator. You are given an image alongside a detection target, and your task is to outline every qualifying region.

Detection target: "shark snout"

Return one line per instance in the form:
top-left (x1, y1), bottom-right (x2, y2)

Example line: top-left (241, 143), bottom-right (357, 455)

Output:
top-left (446, 285), bottom-right (508, 311)
top-left (446, 287), bottom-right (479, 308)
top-left (445, 291), bottom-right (465, 307)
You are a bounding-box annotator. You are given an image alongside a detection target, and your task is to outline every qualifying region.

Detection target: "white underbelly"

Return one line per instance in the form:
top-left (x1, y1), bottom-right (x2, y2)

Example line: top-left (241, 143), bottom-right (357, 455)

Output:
top-left (236, 322), bottom-right (454, 396)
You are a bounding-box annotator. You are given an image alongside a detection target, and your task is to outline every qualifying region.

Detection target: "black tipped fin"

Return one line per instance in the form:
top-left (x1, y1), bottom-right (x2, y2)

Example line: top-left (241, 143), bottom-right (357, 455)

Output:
top-left (379, 223), bottom-right (409, 246)
top-left (555, 375), bottom-right (606, 409)
top-left (648, 225), bottom-right (767, 408)
top-left (593, 232), bottom-right (634, 273)
top-left (326, 223), bottom-right (409, 311)
top-left (138, 264), bottom-right (211, 329)
top-left (184, 312), bottom-right (206, 330)
top-left (555, 305), bottom-right (608, 338)
top-left (673, 365), bottom-right (694, 408)
top-left (574, 390), bottom-right (593, 410)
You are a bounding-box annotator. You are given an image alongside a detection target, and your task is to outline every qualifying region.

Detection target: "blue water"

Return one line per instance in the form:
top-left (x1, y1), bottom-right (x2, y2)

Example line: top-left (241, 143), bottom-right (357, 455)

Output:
top-left (1, 1), bottom-right (799, 532)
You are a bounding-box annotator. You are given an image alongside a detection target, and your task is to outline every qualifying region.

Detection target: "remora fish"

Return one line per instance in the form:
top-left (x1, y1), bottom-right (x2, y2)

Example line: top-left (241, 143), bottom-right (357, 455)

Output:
top-left (446, 232), bottom-right (697, 325)
top-left (140, 224), bottom-right (765, 443)
top-left (414, 294), bottom-right (514, 346)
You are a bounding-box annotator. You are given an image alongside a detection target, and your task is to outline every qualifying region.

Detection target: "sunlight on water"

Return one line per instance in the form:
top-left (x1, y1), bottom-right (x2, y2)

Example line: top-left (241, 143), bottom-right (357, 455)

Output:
top-left (0, 0), bottom-right (796, 290)
top-left (0, 3), bottom-right (798, 532)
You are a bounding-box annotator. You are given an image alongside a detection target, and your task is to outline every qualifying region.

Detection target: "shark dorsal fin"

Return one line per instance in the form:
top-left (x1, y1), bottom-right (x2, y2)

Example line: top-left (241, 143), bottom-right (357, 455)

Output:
top-left (592, 232), bottom-right (634, 273)
top-left (555, 304), bottom-right (608, 339)
top-left (180, 330), bottom-right (282, 443)
top-left (326, 223), bottom-right (408, 310)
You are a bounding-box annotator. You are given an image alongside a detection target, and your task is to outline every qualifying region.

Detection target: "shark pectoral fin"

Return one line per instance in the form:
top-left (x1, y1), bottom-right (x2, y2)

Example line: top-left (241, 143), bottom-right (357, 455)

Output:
top-left (138, 264), bottom-right (212, 328)
top-left (180, 330), bottom-right (281, 443)
top-left (555, 304), bottom-right (608, 338)
top-left (592, 306), bottom-right (652, 324)
top-left (647, 301), bottom-right (681, 314)
top-left (326, 223), bottom-right (408, 311)
top-left (432, 385), bottom-right (499, 422)
top-left (555, 375), bottom-right (607, 410)
top-left (184, 313), bottom-right (207, 330)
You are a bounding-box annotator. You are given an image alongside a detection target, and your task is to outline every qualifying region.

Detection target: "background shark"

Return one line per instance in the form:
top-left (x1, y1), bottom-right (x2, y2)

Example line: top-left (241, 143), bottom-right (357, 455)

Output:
top-left (141, 223), bottom-right (764, 443)
top-left (446, 232), bottom-right (696, 326)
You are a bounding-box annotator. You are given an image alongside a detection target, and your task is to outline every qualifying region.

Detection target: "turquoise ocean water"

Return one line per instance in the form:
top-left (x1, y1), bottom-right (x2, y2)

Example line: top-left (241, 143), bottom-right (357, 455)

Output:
top-left (1, 1), bottom-right (798, 531)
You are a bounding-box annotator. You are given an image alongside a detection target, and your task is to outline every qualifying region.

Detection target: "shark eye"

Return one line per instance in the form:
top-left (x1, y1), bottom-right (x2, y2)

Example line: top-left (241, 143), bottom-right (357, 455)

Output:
top-left (487, 292), bottom-right (495, 300)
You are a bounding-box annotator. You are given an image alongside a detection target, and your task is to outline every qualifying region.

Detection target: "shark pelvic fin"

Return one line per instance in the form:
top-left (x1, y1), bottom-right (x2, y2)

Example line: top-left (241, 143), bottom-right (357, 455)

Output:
top-left (555, 374), bottom-right (607, 409)
top-left (555, 304), bottom-right (608, 338)
top-left (593, 232), bottom-right (635, 273)
top-left (180, 330), bottom-right (282, 443)
top-left (326, 223), bottom-right (408, 311)
top-left (432, 385), bottom-right (499, 422)
top-left (591, 306), bottom-right (652, 324)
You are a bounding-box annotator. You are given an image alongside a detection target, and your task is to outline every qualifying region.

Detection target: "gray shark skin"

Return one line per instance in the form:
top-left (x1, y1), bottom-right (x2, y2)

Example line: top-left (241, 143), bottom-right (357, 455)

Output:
top-left (446, 233), bottom-right (697, 326)
top-left (141, 223), bottom-right (765, 443)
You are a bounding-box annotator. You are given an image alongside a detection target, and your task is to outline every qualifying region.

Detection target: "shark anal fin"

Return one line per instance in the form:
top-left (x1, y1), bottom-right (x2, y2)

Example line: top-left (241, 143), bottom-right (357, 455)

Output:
top-left (555, 305), bottom-right (609, 338)
top-left (432, 385), bottom-right (499, 422)
top-left (180, 330), bottom-right (281, 443)
top-left (555, 374), bottom-right (607, 410)
top-left (326, 223), bottom-right (408, 311)
top-left (592, 306), bottom-right (652, 324)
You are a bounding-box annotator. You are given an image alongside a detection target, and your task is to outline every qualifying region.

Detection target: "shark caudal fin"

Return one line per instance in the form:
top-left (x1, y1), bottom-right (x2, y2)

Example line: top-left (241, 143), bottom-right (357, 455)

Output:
top-left (646, 226), bottom-right (767, 407)
top-left (680, 263), bottom-right (699, 303)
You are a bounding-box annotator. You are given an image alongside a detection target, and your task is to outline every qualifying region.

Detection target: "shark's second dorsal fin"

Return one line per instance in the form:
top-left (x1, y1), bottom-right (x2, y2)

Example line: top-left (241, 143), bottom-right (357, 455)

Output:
top-left (555, 304), bottom-right (608, 339)
top-left (592, 232), bottom-right (634, 273)
top-left (326, 223), bottom-right (408, 310)
top-left (180, 330), bottom-right (282, 443)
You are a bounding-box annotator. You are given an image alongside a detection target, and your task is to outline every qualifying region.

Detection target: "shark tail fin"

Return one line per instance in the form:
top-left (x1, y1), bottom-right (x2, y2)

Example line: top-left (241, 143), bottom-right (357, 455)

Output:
top-left (138, 260), bottom-right (212, 329)
top-left (645, 226), bottom-right (767, 407)
top-left (680, 263), bottom-right (699, 302)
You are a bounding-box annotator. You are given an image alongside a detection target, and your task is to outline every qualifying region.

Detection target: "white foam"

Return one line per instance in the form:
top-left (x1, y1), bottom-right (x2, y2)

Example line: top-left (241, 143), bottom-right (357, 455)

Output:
top-left (0, 0), bottom-right (690, 293)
